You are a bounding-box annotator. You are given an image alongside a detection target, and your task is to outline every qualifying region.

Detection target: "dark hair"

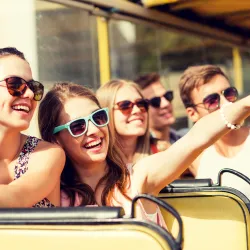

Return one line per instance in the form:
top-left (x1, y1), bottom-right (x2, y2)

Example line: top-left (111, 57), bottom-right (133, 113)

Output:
top-left (0, 47), bottom-right (26, 61)
top-left (179, 65), bottom-right (229, 108)
top-left (134, 72), bottom-right (161, 89)
top-left (38, 82), bottom-right (131, 206)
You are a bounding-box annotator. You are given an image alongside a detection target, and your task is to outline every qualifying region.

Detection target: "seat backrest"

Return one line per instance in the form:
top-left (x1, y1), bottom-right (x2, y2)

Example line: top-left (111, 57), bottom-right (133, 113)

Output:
top-left (159, 185), bottom-right (250, 250)
top-left (0, 207), bottom-right (177, 250)
top-left (0, 206), bottom-right (125, 224)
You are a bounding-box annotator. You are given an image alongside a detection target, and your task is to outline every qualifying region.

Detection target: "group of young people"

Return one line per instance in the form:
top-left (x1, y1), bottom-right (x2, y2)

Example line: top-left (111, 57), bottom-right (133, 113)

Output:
top-left (1, 47), bottom-right (250, 227)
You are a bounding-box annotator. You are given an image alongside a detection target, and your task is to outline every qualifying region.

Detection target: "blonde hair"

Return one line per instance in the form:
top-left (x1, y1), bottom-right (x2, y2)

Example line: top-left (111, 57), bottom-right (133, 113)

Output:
top-left (96, 79), bottom-right (151, 165)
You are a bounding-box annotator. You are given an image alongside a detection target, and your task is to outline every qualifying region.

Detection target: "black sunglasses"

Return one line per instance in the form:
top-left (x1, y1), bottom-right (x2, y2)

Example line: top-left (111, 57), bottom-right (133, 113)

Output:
top-left (148, 91), bottom-right (173, 108)
top-left (114, 98), bottom-right (149, 115)
top-left (0, 76), bottom-right (44, 101)
top-left (190, 87), bottom-right (238, 111)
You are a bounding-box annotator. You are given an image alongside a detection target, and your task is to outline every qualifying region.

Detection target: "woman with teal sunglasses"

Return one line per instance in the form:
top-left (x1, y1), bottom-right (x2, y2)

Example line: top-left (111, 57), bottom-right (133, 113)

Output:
top-left (39, 81), bottom-right (250, 228)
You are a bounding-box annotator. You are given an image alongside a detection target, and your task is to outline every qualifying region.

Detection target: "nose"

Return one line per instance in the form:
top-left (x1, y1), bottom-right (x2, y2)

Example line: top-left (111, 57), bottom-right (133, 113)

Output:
top-left (131, 103), bottom-right (142, 114)
top-left (22, 84), bottom-right (35, 100)
top-left (220, 94), bottom-right (229, 106)
top-left (85, 120), bottom-right (101, 136)
top-left (160, 96), bottom-right (170, 108)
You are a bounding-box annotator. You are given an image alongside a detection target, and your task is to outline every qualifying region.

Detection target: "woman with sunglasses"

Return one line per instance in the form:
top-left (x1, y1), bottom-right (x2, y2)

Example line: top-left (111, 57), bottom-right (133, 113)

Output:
top-left (0, 47), bottom-right (65, 207)
top-left (39, 81), bottom-right (250, 225)
top-left (96, 79), bottom-right (151, 168)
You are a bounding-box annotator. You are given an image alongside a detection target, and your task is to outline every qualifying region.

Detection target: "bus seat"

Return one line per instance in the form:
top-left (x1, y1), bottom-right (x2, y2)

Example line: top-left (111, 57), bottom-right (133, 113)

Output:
top-left (0, 207), bottom-right (178, 250)
top-left (159, 186), bottom-right (250, 250)
top-left (0, 206), bottom-right (125, 224)
top-left (166, 179), bottom-right (212, 189)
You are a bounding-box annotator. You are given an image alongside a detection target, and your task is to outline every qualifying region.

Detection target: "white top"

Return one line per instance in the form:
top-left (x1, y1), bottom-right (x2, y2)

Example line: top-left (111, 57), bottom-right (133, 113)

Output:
top-left (197, 134), bottom-right (250, 199)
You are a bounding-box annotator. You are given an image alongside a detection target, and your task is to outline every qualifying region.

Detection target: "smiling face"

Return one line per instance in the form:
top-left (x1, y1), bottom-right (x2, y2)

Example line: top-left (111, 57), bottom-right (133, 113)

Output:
top-left (141, 81), bottom-right (175, 130)
top-left (0, 55), bottom-right (36, 131)
top-left (113, 85), bottom-right (148, 139)
top-left (55, 97), bottom-right (109, 166)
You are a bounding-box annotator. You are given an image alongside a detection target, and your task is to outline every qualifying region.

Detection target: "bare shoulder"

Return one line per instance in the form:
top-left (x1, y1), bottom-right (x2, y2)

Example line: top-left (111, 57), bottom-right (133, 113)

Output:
top-left (29, 138), bottom-right (66, 171)
top-left (36, 139), bottom-right (64, 152)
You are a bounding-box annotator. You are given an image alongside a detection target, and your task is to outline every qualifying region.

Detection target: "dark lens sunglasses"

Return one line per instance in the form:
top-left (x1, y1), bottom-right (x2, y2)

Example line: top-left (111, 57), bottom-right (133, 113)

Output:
top-left (149, 91), bottom-right (174, 108)
top-left (114, 98), bottom-right (149, 115)
top-left (0, 76), bottom-right (44, 101)
top-left (53, 108), bottom-right (109, 137)
top-left (192, 87), bottom-right (238, 111)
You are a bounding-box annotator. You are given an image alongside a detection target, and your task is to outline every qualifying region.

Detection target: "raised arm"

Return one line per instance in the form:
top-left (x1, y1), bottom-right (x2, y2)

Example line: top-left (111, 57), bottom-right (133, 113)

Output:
top-left (133, 96), bottom-right (250, 195)
top-left (0, 141), bottom-right (65, 207)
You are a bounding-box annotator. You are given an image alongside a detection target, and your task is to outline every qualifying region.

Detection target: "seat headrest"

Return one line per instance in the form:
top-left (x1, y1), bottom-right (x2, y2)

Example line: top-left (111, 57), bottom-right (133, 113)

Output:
top-left (0, 206), bottom-right (125, 224)
top-left (161, 179), bottom-right (213, 193)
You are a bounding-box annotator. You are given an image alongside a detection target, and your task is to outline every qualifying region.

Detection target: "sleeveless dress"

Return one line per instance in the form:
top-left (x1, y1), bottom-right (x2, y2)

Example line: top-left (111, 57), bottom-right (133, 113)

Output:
top-left (14, 136), bottom-right (55, 208)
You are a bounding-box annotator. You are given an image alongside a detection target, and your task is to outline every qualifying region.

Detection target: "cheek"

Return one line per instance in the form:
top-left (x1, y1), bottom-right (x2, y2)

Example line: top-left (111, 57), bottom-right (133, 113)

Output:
top-left (57, 133), bottom-right (76, 150)
top-left (33, 101), bottom-right (38, 110)
top-left (144, 113), bottom-right (149, 127)
top-left (0, 91), bottom-right (13, 107)
top-left (114, 112), bottom-right (127, 130)
top-left (102, 127), bottom-right (109, 141)
top-left (100, 126), bottom-right (109, 150)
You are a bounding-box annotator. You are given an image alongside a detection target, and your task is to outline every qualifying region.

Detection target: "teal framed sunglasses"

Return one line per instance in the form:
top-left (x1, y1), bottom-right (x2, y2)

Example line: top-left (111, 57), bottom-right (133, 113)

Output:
top-left (53, 108), bottom-right (109, 137)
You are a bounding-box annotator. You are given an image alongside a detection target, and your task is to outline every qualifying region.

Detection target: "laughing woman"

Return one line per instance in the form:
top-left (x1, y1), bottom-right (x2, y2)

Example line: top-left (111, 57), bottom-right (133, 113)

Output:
top-left (0, 47), bottom-right (65, 207)
top-left (39, 81), bottom-right (250, 226)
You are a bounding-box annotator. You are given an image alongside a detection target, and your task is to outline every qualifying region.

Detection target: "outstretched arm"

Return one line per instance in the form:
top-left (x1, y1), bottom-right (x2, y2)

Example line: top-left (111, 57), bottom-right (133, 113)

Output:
top-left (0, 141), bottom-right (65, 207)
top-left (133, 97), bottom-right (250, 195)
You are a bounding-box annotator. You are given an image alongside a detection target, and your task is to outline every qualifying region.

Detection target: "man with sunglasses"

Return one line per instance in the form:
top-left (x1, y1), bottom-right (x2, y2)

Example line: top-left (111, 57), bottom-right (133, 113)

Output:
top-left (179, 65), bottom-right (250, 190)
top-left (134, 72), bottom-right (181, 154)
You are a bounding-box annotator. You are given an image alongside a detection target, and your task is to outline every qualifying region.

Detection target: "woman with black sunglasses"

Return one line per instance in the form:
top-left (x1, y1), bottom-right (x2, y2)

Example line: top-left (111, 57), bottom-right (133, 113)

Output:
top-left (39, 81), bottom-right (250, 227)
top-left (0, 47), bottom-right (65, 207)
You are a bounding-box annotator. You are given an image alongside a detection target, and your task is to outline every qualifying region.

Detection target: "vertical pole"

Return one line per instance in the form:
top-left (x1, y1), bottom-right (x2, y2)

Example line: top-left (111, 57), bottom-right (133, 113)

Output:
top-left (97, 16), bottom-right (111, 85)
top-left (232, 47), bottom-right (243, 95)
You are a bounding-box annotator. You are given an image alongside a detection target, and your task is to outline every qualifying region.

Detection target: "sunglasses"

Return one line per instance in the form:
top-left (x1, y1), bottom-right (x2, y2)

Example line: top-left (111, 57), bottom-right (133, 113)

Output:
top-left (148, 91), bottom-right (173, 108)
top-left (0, 76), bottom-right (44, 101)
top-left (191, 87), bottom-right (238, 111)
top-left (53, 108), bottom-right (109, 137)
top-left (114, 98), bottom-right (149, 115)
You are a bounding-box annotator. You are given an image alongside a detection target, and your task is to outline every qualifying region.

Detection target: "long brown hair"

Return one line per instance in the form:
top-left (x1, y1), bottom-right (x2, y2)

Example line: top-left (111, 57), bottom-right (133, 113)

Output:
top-left (96, 79), bottom-right (151, 165)
top-left (38, 82), bottom-right (130, 206)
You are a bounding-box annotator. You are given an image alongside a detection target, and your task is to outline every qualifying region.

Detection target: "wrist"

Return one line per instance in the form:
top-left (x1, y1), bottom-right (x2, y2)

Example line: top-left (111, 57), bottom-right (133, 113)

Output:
top-left (220, 102), bottom-right (242, 130)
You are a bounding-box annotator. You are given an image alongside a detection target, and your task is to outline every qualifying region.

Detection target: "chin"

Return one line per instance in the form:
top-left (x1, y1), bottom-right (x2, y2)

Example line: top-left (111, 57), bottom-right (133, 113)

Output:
top-left (15, 123), bottom-right (30, 132)
top-left (134, 130), bottom-right (146, 136)
top-left (165, 117), bottom-right (176, 126)
top-left (88, 155), bottom-right (107, 163)
top-left (131, 127), bottom-right (147, 135)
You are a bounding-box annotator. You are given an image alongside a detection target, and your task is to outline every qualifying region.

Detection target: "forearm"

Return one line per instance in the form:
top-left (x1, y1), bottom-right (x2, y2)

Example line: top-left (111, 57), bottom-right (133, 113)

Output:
top-left (189, 96), bottom-right (250, 149)
top-left (138, 96), bottom-right (250, 194)
top-left (0, 185), bottom-right (31, 207)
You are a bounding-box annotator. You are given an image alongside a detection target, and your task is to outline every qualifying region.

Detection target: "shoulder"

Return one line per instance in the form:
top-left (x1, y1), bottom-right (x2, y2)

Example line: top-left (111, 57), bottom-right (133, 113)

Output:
top-left (36, 138), bottom-right (64, 151)
top-left (36, 139), bottom-right (65, 158)
top-left (28, 137), bottom-right (65, 170)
